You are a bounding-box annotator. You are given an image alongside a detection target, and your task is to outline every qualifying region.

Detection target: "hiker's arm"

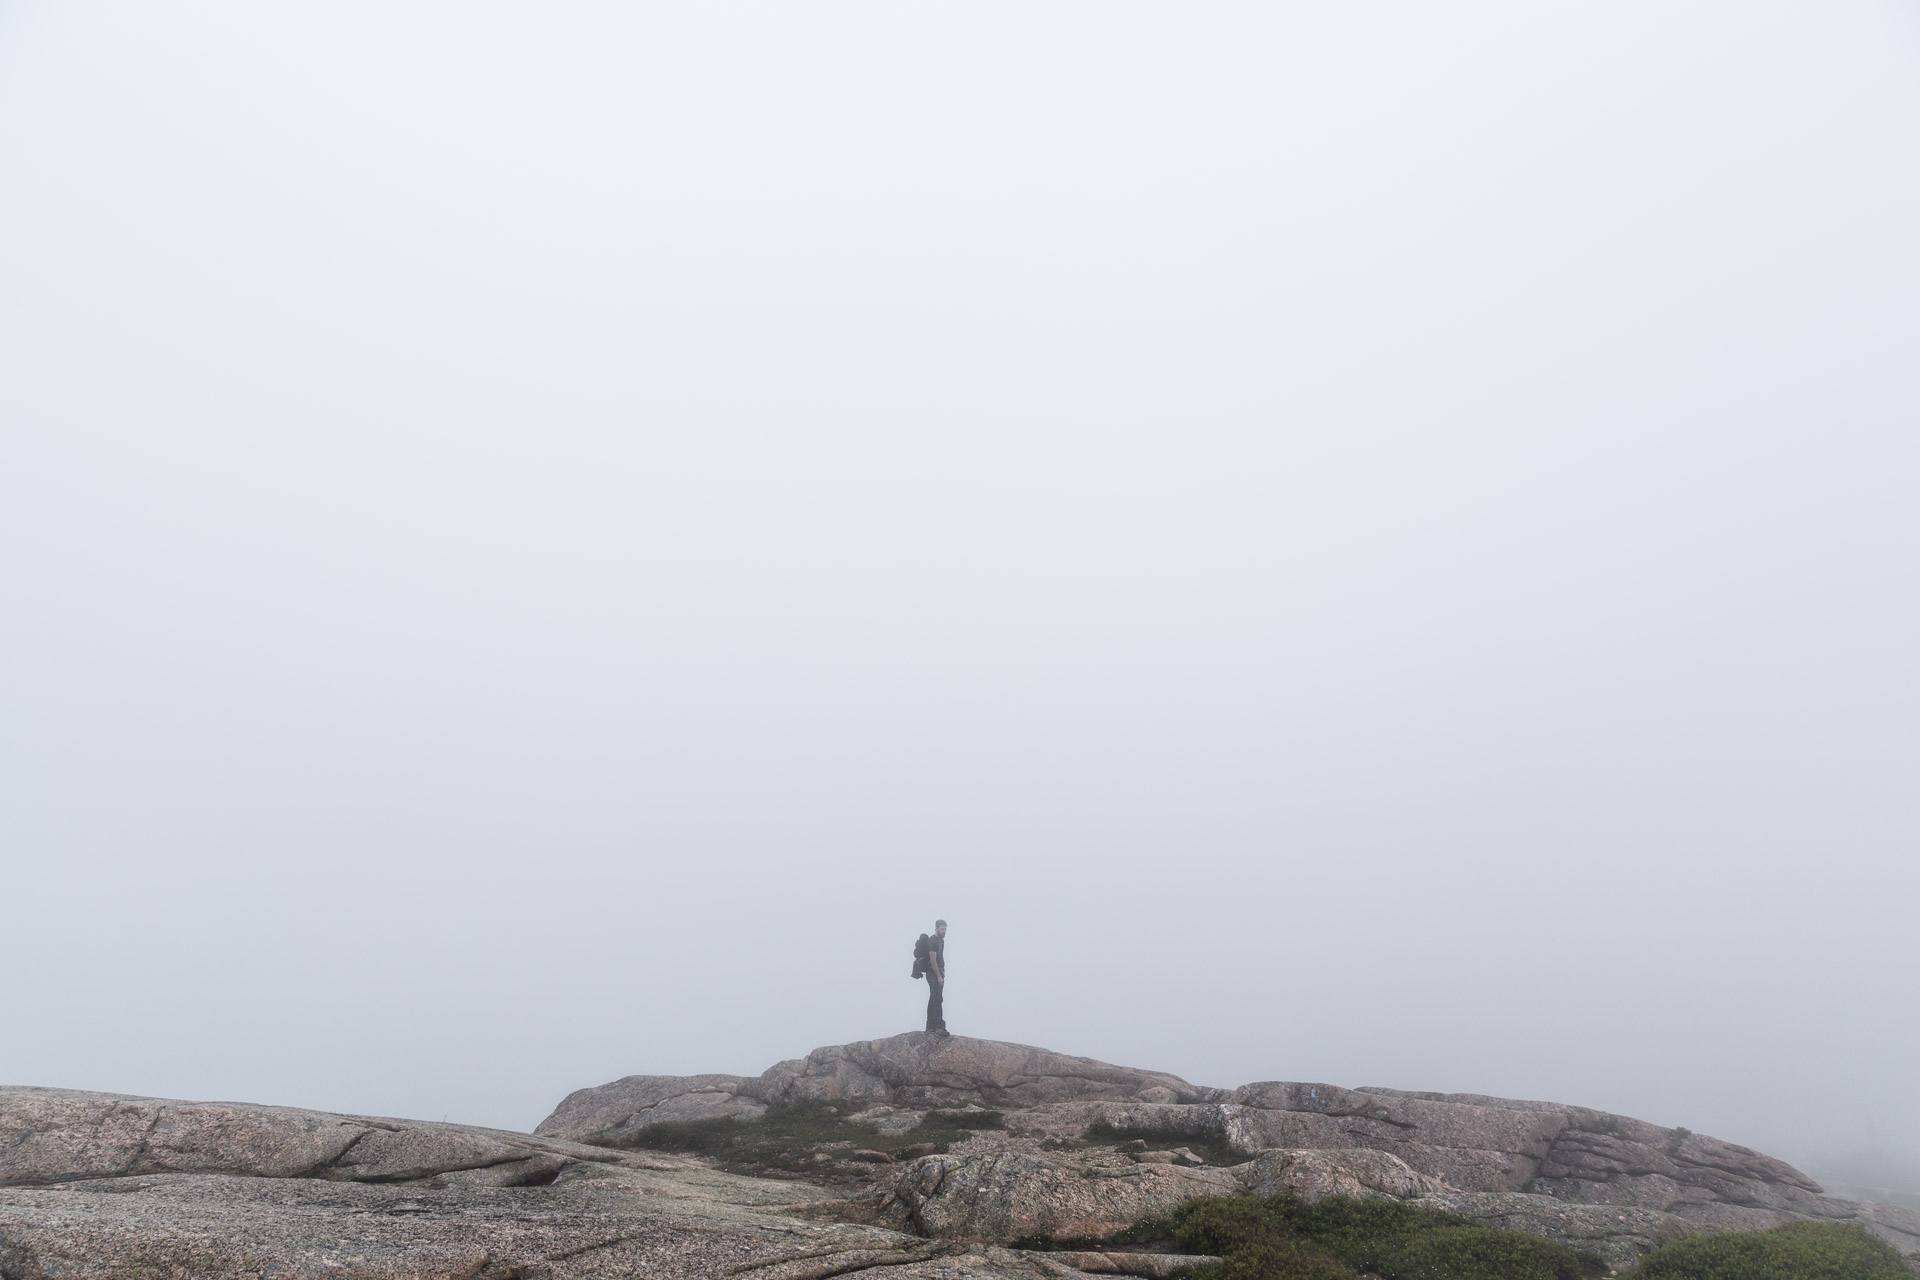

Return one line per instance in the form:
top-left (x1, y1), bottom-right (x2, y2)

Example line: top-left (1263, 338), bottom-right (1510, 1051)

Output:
top-left (931, 950), bottom-right (943, 982)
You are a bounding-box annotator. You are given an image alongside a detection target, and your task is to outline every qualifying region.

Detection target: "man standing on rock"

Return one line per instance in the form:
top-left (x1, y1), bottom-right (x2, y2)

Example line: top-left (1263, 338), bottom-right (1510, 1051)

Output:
top-left (922, 919), bottom-right (948, 1035)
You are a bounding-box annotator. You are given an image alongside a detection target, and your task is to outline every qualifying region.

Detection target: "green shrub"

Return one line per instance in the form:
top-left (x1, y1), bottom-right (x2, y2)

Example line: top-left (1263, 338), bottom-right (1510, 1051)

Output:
top-left (919, 1108), bottom-right (1006, 1134)
top-left (622, 1114), bottom-right (745, 1156)
top-left (1170, 1195), bottom-right (1299, 1258)
top-left (1162, 1193), bottom-right (1605, 1280)
top-left (1271, 1195), bottom-right (1603, 1280)
top-left (1207, 1237), bottom-right (1362, 1280)
top-left (1634, 1221), bottom-right (1909, 1280)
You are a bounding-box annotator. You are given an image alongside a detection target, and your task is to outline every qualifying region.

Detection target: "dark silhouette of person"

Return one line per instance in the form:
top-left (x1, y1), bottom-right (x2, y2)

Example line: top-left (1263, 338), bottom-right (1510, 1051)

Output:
top-left (923, 919), bottom-right (948, 1034)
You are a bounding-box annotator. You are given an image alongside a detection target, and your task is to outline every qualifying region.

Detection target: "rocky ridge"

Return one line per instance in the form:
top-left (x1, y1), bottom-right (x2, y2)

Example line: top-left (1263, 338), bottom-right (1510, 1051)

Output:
top-left (535, 1038), bottom-right (1217, 1149)
top-left (0, 1086), bottom-right (607, 1189)
top-left (1, 1035), bottom-right (1915, 1278)
top-left (542, 1033), bottom-right (1920, 1271)
top-left (0, 1084), bottom-right (1078, 1280)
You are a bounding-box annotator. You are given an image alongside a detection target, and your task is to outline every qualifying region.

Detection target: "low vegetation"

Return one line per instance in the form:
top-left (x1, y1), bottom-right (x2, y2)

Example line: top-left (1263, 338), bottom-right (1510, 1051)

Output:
top-left (1083, 1120), bottom-right (1242, 1169)
top-left (1632, 1220), bottom-right (1909, 1280)
top-left (1115, 1193), bottom-right (1605, 1280)
top-left (620, 1101), bottom-right (1001, 1174)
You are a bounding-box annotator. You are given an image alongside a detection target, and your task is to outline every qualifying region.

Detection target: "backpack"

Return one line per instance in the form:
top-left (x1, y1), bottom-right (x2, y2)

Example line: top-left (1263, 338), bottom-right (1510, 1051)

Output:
top-left (911, 933), bottom-right (931, 978)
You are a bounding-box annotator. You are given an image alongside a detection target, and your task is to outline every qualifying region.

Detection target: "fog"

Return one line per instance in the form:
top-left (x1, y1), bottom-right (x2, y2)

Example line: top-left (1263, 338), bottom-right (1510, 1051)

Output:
top-left (2, 2), bottom-right (1916, 1188)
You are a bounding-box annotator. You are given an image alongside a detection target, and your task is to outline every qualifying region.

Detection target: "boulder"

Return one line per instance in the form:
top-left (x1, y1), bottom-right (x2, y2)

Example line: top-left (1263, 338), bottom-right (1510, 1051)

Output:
top-left (887, 1146), bottom-right (1442, 1245)
top-left (534, 1073), bottom-right (765, 1145)
top-left (889, 1150), bottom-right (1240, 1242)
top-left (1239, 1147), bottom-right (1447, 1201)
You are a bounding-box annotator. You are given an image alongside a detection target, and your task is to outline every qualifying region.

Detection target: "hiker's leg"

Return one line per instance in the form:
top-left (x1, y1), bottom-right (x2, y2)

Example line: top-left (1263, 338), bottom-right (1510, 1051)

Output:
top-left (925, 975), bottom-right (944, 1031)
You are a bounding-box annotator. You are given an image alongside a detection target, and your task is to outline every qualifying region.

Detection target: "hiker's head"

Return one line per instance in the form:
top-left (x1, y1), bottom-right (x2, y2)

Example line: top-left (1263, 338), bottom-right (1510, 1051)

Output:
top-left (935, 919), bottom-right (947, 937)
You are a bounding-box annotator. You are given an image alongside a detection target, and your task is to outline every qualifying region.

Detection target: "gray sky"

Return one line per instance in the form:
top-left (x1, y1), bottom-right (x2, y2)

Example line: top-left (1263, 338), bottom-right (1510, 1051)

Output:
top-left (3, 1), bottom-right (1916, 1176)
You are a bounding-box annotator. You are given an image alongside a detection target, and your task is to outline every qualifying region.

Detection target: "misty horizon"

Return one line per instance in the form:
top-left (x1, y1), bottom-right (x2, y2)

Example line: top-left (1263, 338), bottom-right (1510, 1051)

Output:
top-left (2, 0), bottom-right (1916, 1197)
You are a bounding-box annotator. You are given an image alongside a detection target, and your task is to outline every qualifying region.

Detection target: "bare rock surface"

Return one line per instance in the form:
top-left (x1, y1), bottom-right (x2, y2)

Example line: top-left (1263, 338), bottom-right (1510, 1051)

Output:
top-left (1238, 1147), bottom-right (1446, 1202)
top-left (9, 1036), bottom-right (1920, 1275)
top-left (889, 1148), bottom-right (1241, 1242)
top-left (884, 1145), bottom-right (1444, 1243)
top-left (0, 1087), bottom-right (615, 1188)
top-left (0, 1162), bottom-right (875, 1279)
top-left (0, 1087), bottom-right (1051, 1279)
top-left (0, 1161), bottom-right (1193, 1280)
top-left (752, 1034), bottom-right (1224, 1110)
top-left (535, 1075), bottom-right (766, 1147)
top-left (1219, 1079), bottom-right (1843, 1209)
top-left (538, 1035), bottom-right (1221, 1146)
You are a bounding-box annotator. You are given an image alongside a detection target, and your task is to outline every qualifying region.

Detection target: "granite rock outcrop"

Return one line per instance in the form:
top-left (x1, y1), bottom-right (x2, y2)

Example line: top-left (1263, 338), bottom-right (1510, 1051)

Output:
top-left (535, 1074), bottom-right (768, 1148)
top-left (544, 1035), bottom-right (1920, 1271)
top-left (0, 1086), bottom-right (1080, 1280)
top-left (535, 1033), bottom-right (1220, 1148)
top-left (891, 1149), bottom-right (1241, 1242)
top-left (4, 1036), bottom-right (1917, 1277)
top-left (0, 1086), bottom-right (611, 1189)
top-left (752, 1034), bottom-right (1223, 1110)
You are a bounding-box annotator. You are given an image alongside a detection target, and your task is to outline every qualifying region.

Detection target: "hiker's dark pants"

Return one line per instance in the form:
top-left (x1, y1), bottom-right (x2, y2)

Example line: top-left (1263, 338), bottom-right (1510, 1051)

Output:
top-left (925, 974), bottom-right (945, 1032)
